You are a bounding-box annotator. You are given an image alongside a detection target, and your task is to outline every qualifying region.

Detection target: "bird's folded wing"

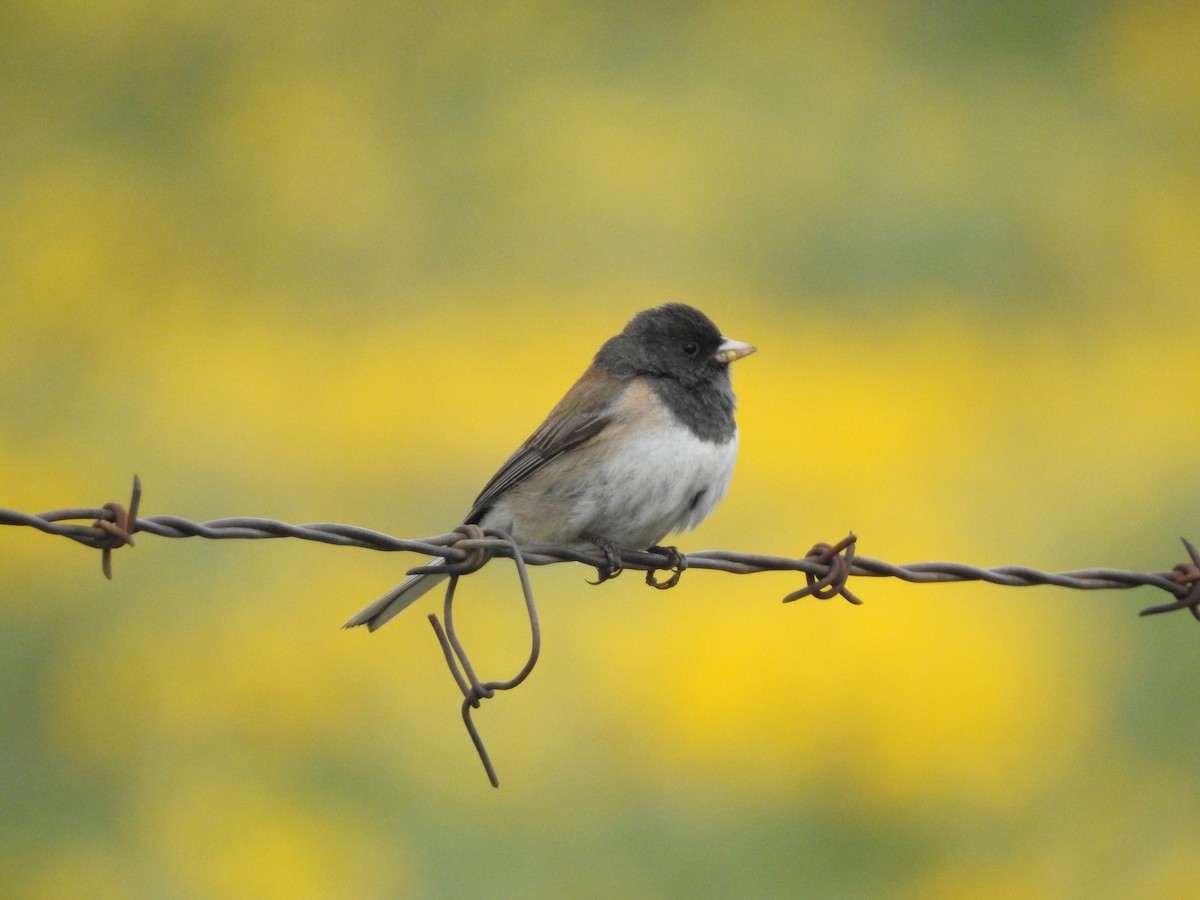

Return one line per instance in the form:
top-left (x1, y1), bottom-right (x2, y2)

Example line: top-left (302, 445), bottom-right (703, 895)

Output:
top-left (465, 367), bottom-right (622, 524)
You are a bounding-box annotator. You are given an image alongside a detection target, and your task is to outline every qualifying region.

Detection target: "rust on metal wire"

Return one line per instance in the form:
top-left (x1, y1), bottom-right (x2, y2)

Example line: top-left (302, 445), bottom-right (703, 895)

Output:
top-left (1138, 538), bottom-right (1200, 621)
top-left (92, 476), bottom-right (142, 579)
top-left (782, 533), bottom-right (862, 605)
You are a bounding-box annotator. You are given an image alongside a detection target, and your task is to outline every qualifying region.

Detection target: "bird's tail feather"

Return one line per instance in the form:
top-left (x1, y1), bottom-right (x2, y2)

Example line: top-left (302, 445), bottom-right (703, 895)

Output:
top-left (342, 559), bottom-right (449, 631)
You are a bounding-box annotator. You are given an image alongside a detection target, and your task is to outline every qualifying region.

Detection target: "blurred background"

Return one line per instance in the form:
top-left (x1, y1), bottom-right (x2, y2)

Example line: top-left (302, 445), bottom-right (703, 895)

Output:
top-left (3, 2), bottom-right (1199, 897)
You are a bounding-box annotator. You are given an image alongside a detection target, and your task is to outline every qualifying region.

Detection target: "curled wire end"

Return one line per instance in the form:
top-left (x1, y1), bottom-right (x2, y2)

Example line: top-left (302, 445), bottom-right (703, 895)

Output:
top-left (1138, 537), bottom-right (1200, 622)
top-left (94, 475), bottom-right (142, 579)
top-left (411, 523), bottom-right (495, 576)
top-left (426, 529), bottom-right (541, 788)
top-left (782, 532), bottom-right (863, 606)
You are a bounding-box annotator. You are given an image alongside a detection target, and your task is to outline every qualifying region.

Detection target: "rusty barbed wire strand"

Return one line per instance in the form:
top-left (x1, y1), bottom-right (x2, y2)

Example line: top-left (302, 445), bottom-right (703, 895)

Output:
top-left (4, 476), bottom-right (1198, 786)
top-left (1, 475), bottom-right (1195, 612)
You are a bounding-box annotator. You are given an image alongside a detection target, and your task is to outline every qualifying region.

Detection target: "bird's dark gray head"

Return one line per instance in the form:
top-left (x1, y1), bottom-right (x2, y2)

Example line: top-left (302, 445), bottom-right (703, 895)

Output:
top-left (596, 303), bottom-right (750, 388)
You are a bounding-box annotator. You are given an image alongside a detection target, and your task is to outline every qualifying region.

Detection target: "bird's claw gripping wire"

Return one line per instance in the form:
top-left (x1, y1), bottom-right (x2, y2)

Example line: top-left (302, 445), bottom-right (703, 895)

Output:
top-left (644, 544), bottom-right (687, 590)
top-left (584, 534), bottom-right (624, 584)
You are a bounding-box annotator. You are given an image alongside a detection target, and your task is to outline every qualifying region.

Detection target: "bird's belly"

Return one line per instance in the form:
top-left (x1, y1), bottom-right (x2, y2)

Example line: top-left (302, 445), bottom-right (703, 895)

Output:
top-left (486, 422), bottom-right (737, 550)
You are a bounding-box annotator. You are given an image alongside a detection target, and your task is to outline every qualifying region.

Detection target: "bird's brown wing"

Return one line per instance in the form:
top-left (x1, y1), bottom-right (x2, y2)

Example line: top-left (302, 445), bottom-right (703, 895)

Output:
top-left (464, 365), bottom-right (622, 525)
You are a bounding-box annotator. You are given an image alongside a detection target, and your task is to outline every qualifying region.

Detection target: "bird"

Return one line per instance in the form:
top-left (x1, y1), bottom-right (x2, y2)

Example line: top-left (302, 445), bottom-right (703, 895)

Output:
top-left (343, 302), bottom-right (755, 631)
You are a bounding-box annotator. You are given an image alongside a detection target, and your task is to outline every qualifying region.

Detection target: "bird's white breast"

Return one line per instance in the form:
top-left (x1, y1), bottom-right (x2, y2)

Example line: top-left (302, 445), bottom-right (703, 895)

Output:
top-left (571, 416), bottom-right (737, 549)
top-left (483, 378), bottom-right (738, 549)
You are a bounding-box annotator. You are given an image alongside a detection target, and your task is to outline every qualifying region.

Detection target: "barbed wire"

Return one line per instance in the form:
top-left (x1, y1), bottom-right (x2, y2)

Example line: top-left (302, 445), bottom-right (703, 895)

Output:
top-left (3, 475), bottom-right (1198, 786)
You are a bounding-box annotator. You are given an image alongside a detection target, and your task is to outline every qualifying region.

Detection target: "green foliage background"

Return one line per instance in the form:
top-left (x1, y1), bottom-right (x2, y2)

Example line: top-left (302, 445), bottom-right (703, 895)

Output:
top-left (3, 3), bottom-right (1199, 897)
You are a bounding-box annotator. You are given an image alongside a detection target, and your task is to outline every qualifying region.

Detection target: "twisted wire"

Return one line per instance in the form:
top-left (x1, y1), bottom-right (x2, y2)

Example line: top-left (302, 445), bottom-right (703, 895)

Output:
top-left (1, 475), bottom-right (1193, 607)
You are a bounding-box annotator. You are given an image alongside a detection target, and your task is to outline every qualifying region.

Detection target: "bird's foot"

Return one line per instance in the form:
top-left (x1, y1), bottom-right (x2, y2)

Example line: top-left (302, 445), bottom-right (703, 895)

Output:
top-left (584, 534), bottom-right (624, 584)
top-left (645, 544), bottom-right (687, 590)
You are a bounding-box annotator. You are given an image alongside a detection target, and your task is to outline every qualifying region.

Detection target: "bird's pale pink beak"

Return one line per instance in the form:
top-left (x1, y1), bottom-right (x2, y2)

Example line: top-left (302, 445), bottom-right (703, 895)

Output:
top-left (714, 337), bottom-right (756, 365)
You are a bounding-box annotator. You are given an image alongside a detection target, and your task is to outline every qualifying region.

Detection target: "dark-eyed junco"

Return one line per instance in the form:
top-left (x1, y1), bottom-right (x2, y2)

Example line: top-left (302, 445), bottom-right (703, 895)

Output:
top-left (344, 303), bottom-right (755, 631)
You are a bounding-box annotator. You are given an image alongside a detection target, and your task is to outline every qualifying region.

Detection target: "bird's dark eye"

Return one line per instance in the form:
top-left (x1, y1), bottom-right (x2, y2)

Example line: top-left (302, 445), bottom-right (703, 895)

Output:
top-left (682, 342), bottom-right (699, 356)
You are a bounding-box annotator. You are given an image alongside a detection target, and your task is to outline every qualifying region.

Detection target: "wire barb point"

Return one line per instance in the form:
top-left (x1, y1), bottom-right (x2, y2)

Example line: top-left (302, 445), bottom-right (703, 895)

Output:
top-left (782, 532), bottom-right (862, 606)
top-left (1138, 537), bottom-right (1200, 622)
top-left (92, 475), bottom-right (142, 579)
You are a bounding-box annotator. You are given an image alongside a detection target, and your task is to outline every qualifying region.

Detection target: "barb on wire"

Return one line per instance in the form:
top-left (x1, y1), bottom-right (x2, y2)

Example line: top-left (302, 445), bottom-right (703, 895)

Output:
top-left (1137, 538), bottom-right (1200, 621)
top-left (4, 475), bottom-right (1200, 786)
top-left (2, 475), bottom-right (143, 579)
top-left (782, 533), bottom-right (863, 605)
